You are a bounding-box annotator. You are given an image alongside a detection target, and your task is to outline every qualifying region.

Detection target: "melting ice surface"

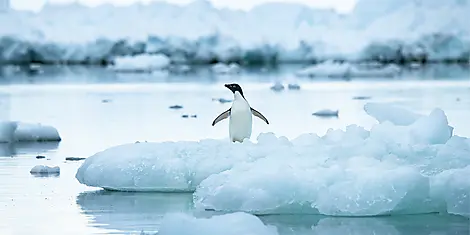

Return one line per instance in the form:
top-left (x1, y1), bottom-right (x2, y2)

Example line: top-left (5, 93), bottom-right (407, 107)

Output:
top-left (75, 103), bottom-right (470, 218)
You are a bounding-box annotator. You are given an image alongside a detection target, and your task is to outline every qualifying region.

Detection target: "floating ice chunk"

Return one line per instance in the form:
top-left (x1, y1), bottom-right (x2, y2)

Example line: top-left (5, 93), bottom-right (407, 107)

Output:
top-left (270, 82), bottom-right (284, 92)
top-left (312, 109), bottom-right (339, 117)
top-left (211, 63), bottom-right (241, 74)
top-left (109, 54), bottom-right (170, 72)
top-left (14, 123), bottom-right (62, 142)
top-left (75, 103), bottom-right (470, 217)
top-left (287, 83), bottom-right (301, 90)
top-left (30, 165), bottom-right (60, 174)
top-left (295, 61), bottom-right (351, 78)
top-left (0, 121), bottom-right (61, 143)
top-left (295, 61), bottom-right (401, 78)
top-left (349, 64), bottom-right (401, 77)
top-left (158, 212), bottom-right (278, 235)
top-left (364, 102), bottom-right (423, 125)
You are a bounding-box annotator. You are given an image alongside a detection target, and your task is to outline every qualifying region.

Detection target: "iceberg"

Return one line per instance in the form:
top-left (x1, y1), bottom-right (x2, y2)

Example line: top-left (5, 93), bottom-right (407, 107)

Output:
top-left (76, 103), bottom-right (470, 218)
top-left (0, 121), bottom-right (61, 143)
top-left (0, 0), bottom-right (469, 65)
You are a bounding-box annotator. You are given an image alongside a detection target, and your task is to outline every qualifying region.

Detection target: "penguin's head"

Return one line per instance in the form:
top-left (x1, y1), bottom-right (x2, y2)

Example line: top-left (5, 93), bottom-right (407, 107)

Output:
top-left (225, 83), bottom-right (242, 93)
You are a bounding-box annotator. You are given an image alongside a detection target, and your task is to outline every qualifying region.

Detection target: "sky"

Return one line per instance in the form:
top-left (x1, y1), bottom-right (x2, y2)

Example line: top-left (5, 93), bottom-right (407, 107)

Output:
top-left (9, 0), bottom-right (357, 13)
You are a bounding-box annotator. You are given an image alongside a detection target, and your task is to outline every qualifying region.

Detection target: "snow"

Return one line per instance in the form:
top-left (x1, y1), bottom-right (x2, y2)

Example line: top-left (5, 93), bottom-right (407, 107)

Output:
top-left (108, 54), bottom-right (170, 72)
top-left (0, 121), bottom-right (61, 143)
top-left (1, 0), bottom-right (469, 65)
top-left (76, 103), bottom-right (470, 218)
top-left (30, 165), bottom-right (60, 174)
top-left (295, 61), bottom-right (401, 78)
top-left (158, 212), bottom-right (278, 235)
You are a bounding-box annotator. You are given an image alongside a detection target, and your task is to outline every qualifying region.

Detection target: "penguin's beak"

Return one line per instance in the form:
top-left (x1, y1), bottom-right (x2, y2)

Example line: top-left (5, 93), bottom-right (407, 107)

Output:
top-left (224, 84), bottom-right (232, 91)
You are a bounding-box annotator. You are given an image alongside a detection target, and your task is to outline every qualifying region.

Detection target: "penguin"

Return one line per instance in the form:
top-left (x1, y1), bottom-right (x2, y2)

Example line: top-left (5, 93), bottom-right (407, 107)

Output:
top-left (212, 83), bottom-right (269, 143)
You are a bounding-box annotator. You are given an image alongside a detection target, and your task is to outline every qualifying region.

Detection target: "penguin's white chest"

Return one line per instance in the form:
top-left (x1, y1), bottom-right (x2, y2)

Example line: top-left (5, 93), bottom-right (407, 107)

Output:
top-left (229, 95), bottom-right (252, 142)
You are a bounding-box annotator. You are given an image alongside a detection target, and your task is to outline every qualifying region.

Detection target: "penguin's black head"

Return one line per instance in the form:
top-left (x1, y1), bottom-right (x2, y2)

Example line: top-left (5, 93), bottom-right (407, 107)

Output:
top-left (224, 83), bottom-right (244, 97)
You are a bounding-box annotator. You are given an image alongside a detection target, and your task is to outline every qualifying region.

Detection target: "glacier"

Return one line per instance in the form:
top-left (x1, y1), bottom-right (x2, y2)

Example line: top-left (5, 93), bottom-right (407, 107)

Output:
top-left (75, 103), bottom-right (470, 218)
top-left (1, 0), bottom-right (469, 66)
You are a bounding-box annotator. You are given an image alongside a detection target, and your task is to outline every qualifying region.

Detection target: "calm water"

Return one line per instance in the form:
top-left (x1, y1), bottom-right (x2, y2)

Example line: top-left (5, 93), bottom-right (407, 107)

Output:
top-left (0, 65), bottom-right (469, 235)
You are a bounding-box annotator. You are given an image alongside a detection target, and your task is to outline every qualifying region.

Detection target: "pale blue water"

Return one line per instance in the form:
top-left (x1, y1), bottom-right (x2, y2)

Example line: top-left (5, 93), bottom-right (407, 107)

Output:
top-left (0, 64), bottom-right (469, 235)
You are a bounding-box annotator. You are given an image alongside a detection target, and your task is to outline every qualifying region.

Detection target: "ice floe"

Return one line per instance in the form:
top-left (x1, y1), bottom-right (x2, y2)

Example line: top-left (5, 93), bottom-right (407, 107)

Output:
top-left (76, 103), bottom-right (469, 218)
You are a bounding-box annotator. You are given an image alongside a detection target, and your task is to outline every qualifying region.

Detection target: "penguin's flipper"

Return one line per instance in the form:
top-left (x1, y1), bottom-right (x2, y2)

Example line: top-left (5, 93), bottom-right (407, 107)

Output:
top-left (251, 108), bottom-right (269, 124)
top-left (212, 108), bottom-right (231, 126)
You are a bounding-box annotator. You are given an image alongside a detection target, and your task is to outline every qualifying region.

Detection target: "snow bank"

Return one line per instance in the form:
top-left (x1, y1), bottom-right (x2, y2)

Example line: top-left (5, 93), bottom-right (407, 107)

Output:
top-left (76, 103), bottom-right (470, 217)
top-left (0, 0), bottom-right (469, 65)
top-left (295, 61), bottom-right (401, 78)
top-left (159, 212), bottom-right (278, 235)
top-left (0, 121), bottom-right (61, 143)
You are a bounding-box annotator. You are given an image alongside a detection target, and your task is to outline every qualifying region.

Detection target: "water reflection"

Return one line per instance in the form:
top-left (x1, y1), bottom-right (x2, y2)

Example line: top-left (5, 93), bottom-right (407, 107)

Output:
top-left (76, 190), bottom-right (194, 233)
top-left (76, 190), bottom-right (469, 235)
top-left (259, 214), bottom-right (469, 235)
top-left (0, 141), bottom-right (60, 157)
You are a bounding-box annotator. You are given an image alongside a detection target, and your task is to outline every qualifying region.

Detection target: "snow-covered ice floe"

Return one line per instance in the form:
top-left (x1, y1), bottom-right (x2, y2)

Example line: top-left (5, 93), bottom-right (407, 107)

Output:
top-left (0, 0), bottom-right (469, 65)
top-left (76, 103), bottom-right (470, 218)
top-left (0, 121), bottom-right (61, 143)
top-left (295, 60), bottom-right (401, 78)
top-left (158, 212), bottom-right (278, 235)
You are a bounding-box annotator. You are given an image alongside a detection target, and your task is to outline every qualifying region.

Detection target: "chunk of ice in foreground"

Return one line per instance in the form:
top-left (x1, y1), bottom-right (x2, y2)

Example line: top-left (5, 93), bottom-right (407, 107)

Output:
top-left (75, 103), bottom-right (470, 217)
top-left (158, 212), bottom-right (278, 235)
top-left (0, 121), bottom-right (61, 143)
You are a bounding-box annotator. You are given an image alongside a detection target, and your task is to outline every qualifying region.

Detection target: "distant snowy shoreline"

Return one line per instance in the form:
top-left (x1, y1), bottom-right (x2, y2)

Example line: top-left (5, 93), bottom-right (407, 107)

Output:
top-left (0, 33), bottom-right (468, 66)
top-left (0, 0), bottom-right (469, 66)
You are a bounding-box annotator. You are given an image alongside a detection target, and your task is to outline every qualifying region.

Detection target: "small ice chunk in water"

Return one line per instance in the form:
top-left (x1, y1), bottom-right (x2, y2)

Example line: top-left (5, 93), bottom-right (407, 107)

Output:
top-left (270, 82), bottom-right (284, 92)
top-left (312, 109), bottom-right (339, 117)
top-left (30, 165), bottom-right (60, 174)
top-left (158, 212), bottom-right (278, 235)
